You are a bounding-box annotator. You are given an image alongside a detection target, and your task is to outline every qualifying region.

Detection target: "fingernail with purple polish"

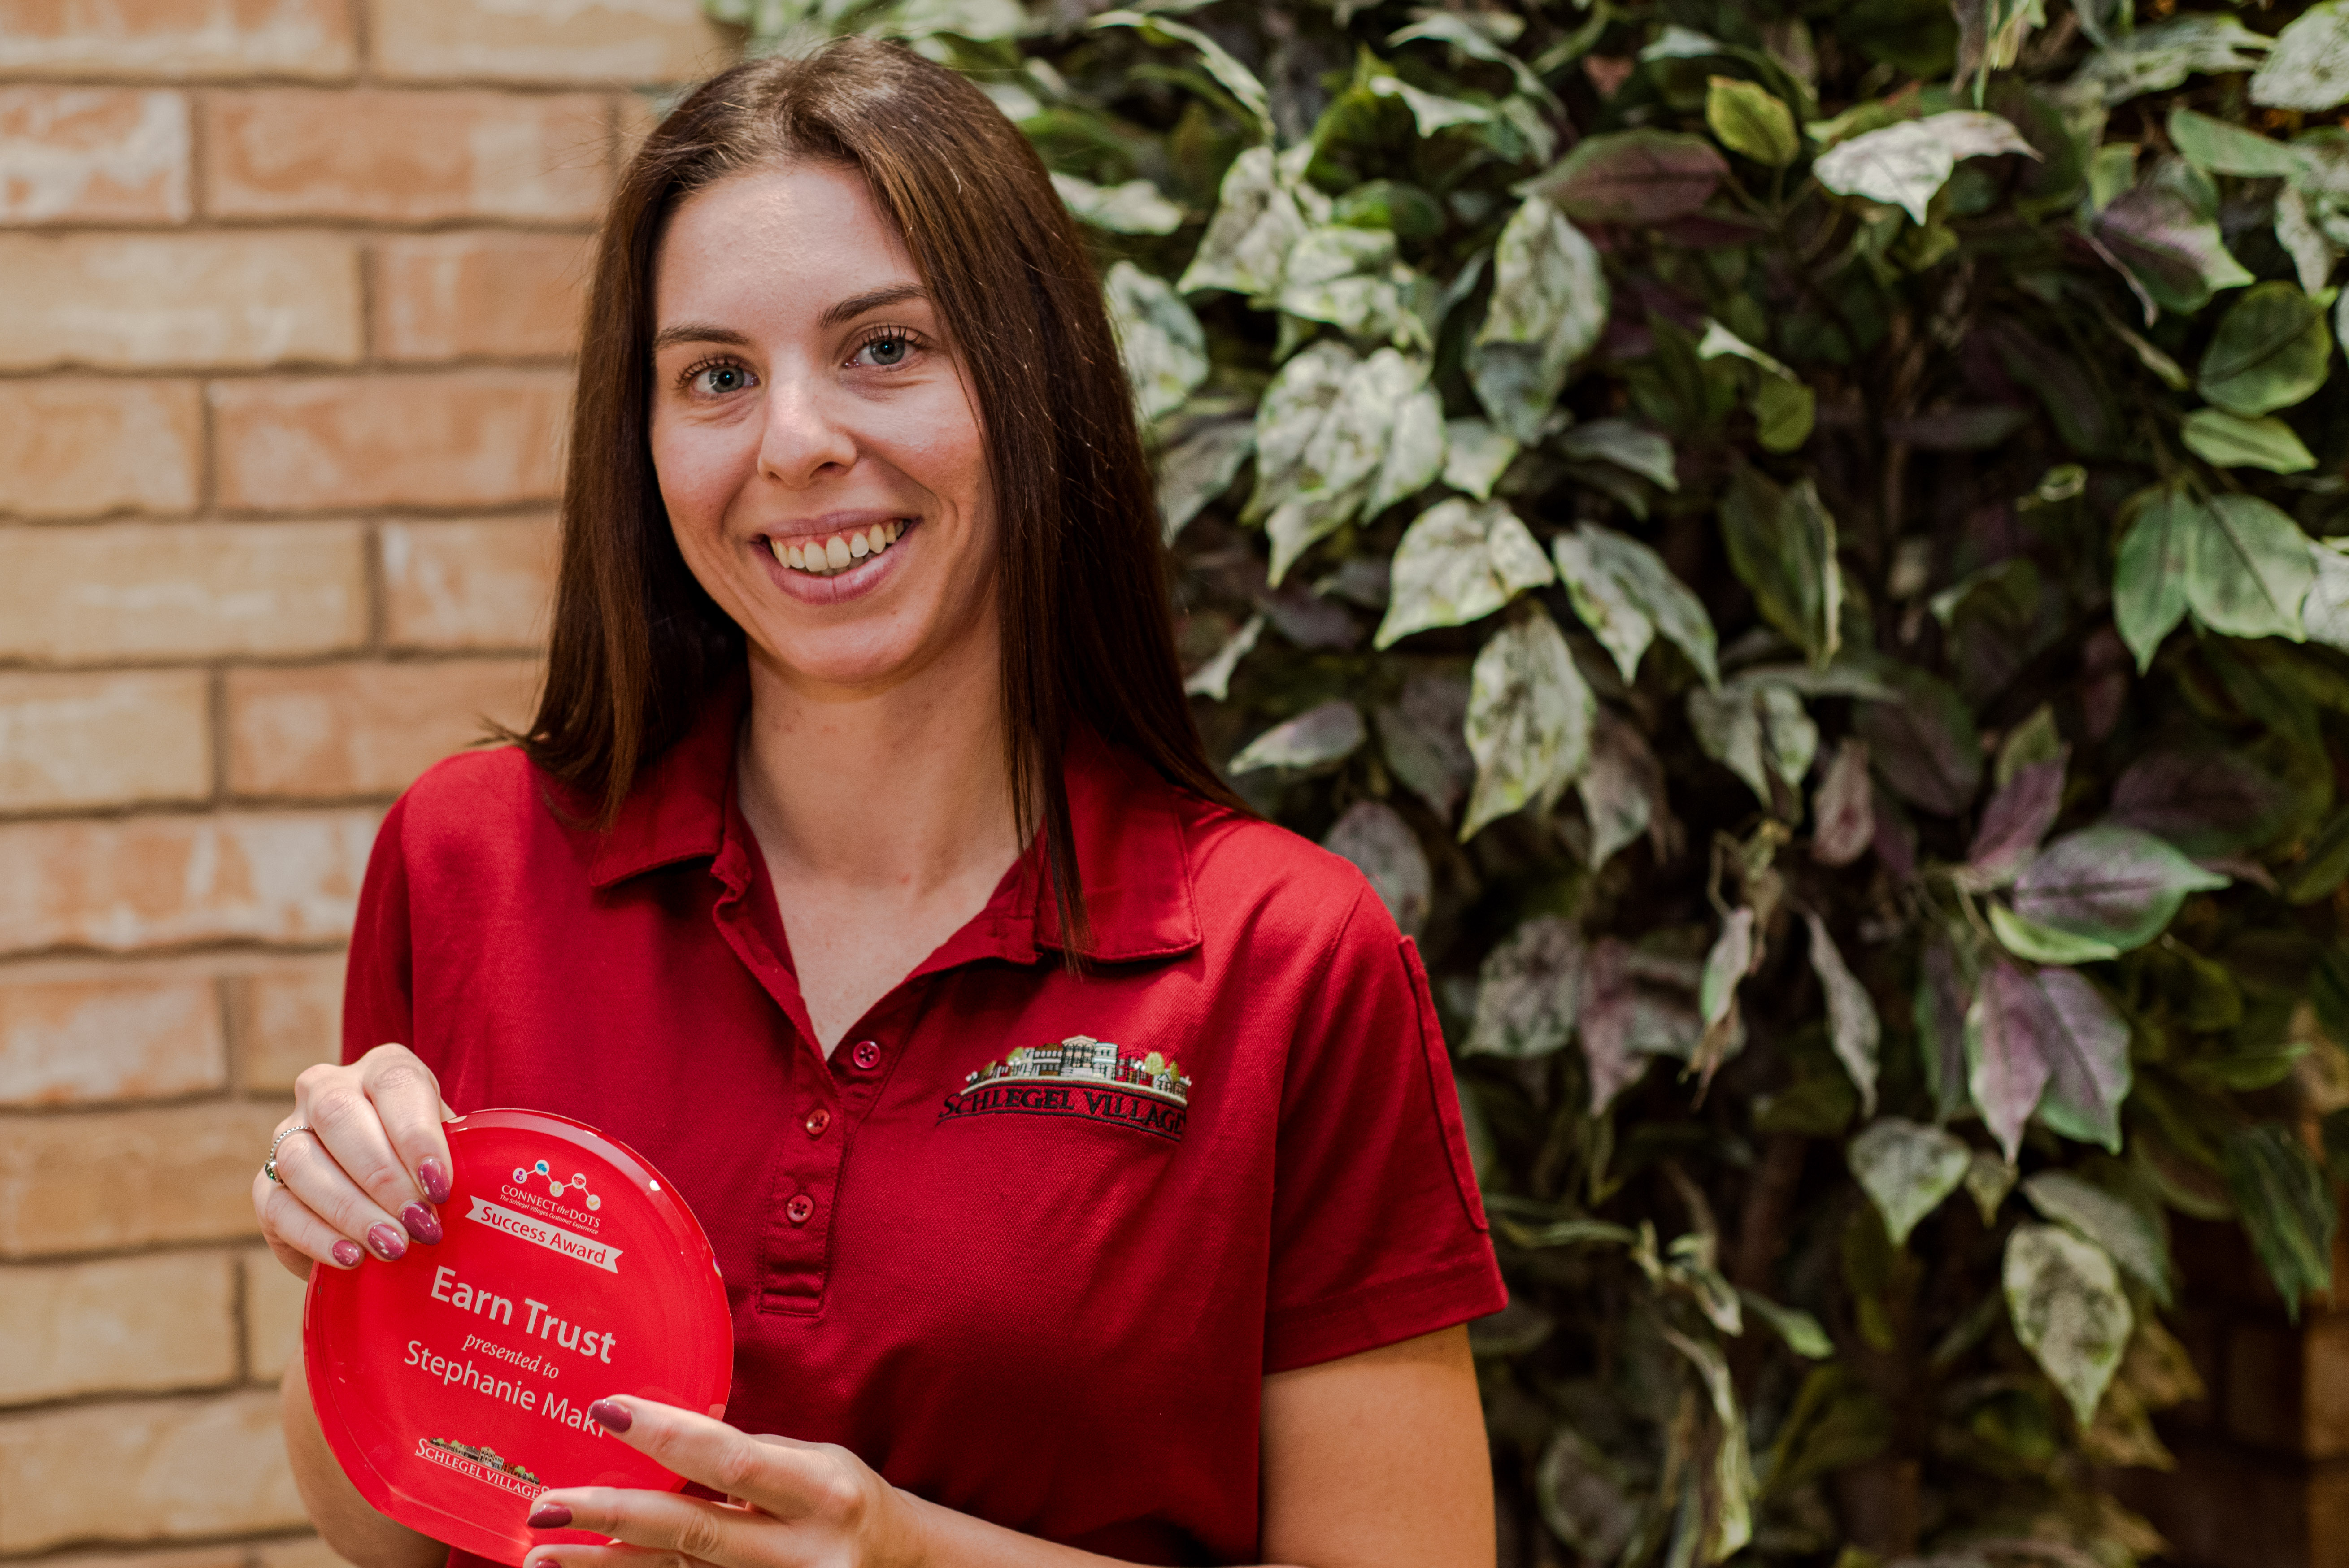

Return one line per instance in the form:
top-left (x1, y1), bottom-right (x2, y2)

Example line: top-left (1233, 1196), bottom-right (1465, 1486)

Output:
top-left (418, 1157), bottom-right (451, 1205)
top-left (587, 1399), bottom-right (631, 1433)
top-left (332, 1239), bottom-right (364, 1268)
top-left (402, 1203), bottom-right (443, 1245)
top-left (366, 1222), bottom-right (407, 1260)
top-left (526, 1505), bottom-right (572, 1529)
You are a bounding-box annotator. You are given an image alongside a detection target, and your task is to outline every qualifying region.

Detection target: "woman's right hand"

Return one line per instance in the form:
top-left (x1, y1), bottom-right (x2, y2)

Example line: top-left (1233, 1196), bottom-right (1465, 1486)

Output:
top-left (252, 1043), bottom-right (456, 1281)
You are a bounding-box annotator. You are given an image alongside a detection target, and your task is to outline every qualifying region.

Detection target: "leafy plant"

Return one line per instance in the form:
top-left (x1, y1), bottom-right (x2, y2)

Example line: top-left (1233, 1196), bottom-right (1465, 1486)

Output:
top-left (707, 0), bottom-right (2349, 1562)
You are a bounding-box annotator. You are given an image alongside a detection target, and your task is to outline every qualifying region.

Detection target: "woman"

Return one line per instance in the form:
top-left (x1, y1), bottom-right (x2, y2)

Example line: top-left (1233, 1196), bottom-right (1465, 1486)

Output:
top-left (254, 38), bottom-right (1503, 1568)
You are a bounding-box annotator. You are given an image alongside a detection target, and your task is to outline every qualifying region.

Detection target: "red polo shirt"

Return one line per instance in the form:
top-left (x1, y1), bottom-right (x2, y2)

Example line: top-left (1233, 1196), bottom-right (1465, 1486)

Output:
top-left (344, 684), bottom-right (1505, 1565)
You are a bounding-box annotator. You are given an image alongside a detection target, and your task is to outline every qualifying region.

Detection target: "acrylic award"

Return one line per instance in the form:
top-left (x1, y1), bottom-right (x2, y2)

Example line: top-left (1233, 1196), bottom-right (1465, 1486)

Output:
top-left (304, 1109), bottom-right (733, 1567)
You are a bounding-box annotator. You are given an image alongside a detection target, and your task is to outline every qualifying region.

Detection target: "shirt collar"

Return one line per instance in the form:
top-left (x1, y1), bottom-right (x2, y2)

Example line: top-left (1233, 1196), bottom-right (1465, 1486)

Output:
top-left (583, 680), bottom-right (1201, 964)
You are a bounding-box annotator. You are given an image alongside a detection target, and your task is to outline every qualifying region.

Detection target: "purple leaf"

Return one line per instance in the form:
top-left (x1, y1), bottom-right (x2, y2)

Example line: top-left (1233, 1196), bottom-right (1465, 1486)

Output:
top-left (1578, 938), bottom-right (1700, 1112)
top-left (2110, 746), bottom-right (2292, 857)
top-left (1811, 738), bottom-right (1875, 866)
top-left (1967, 960), bottom-right (2055, 1164)
top-left (2011, 822), bottom-right (2230, 953)
top-left (2031, 968), bottom-right (2133, 1153)
top-left (1855, 666), bottom-right (1983, 816)
top-left (1963, 754), bottom-right (2067, 886)
top-left (1914, 933), bottom-right (1972, 1121)
top-left (1529, 130), bottom-right (1730, 226)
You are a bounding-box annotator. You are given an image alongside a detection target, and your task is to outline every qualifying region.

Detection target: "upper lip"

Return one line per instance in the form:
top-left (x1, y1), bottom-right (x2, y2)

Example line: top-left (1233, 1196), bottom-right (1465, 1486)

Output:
top-left (760, 509), bottom-right (914, 543)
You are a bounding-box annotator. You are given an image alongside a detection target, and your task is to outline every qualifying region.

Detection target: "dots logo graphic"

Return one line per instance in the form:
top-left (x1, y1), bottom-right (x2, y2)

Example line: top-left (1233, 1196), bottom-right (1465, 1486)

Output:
top-left (511, 1158), bottom-right (602, 1210)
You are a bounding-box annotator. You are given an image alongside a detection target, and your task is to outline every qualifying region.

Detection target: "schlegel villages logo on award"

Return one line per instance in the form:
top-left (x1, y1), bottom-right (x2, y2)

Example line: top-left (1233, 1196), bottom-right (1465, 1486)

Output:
top-left (304, 1109), bottom-right (731, 1568)
top-left (463, 1157), bottom-right (624, 1273)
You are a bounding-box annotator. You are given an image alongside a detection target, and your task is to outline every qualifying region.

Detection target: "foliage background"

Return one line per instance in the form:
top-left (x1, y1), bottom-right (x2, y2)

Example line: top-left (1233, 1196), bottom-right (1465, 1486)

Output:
top-left (706, 0), bottom-right (2349, 1561)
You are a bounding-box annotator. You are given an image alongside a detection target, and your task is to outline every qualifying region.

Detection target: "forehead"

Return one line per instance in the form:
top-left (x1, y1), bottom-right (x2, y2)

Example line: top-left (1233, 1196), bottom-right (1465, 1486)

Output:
top-left (653, 162), bottom-right (921, 321)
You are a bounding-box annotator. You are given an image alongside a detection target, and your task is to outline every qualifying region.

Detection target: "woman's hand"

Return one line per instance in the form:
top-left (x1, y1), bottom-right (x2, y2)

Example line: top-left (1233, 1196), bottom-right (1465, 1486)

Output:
top-left (521, 1398), bottom-right (930, 1568)
top-left (252, 1042), bottom-right (455, 1280)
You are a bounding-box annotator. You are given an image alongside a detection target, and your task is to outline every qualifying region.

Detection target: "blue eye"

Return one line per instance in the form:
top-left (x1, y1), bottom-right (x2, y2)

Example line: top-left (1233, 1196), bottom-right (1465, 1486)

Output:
top-left (692, 363), bottom-right (752, 395)
top-left (855, 333), bottom-right (911, 367)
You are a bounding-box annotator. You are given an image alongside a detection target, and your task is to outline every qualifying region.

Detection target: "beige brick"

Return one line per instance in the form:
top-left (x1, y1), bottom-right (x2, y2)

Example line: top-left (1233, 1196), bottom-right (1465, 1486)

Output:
top-left (213, 374), bottom-right (568, 512)
top-left (0, 1253), bottom-right (237, 1403)
top-left (257, 1537), bottom-right (358, 1568)
top-left (241, 1247), bottom-right (307, 1381)
top-left (372, 0), bottom-right (728, 83)
top-left (0, 522), bottom-right (366, 664)
top-left (44, 1548), bottom-right (249, 1568)
top-left (204, 89), bottom-right (608, 223)
top-left (0, 233), bottom-right (360, 372)
top-left (0, 0), bottom-right (355, 80)
top-left (228, 660), bottom-right (538, 799)
top-left (0, 380), bottom-right (200, 519)
top-left (226, 954), bottom-right (342, 1094)
top-left (0, 671), bottom-right (211, 813)
top-left (383, 516), bottom-right (558, 651)
top-left (0, 972), bottom-right (224, 1107)
top-left (0, 1103), bottom-right (284, 1258)
top-left (0, 1389), bottom-right (306, 1551)
top-left (0, 810), bottom-right (378, 957)
top-left (0, 88), bottom-right (190, 224)
top-left (225, 948), bottom-right (343, 1098)
top-left (372, 230), bottom-right (591, 362)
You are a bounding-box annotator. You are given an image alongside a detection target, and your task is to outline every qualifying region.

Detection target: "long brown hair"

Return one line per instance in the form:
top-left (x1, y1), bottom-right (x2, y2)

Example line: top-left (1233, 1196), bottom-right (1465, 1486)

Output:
top-left (519, 36), bottom-right (1243, 954)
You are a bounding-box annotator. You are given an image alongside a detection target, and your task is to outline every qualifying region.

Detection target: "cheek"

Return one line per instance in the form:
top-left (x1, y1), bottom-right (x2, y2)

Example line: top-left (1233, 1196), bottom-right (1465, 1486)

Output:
top-left (650, 412), bottom-right (757, 530)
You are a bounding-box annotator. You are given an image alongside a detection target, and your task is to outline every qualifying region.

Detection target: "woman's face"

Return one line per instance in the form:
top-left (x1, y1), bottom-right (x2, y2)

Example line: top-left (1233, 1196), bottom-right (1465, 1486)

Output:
top-left (649, 162), bottom-right (997, 695)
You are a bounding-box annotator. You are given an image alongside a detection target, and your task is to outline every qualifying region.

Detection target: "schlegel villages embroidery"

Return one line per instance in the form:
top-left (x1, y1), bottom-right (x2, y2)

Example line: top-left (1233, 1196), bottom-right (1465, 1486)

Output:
top-left (940, 1034), bottom-right (1191, 1141)
top-left (417, 1437), bottom-right (544, 1498)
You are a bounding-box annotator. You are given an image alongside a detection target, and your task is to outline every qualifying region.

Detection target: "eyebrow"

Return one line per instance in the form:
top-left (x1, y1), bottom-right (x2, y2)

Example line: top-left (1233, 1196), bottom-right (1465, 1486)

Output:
top-left (651, 285), bottom-right (931, 354)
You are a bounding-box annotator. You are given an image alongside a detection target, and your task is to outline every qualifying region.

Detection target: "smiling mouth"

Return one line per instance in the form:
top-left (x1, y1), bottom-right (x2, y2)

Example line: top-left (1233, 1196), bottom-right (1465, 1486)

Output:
top-left (768, 520), bottom-right (909, 577)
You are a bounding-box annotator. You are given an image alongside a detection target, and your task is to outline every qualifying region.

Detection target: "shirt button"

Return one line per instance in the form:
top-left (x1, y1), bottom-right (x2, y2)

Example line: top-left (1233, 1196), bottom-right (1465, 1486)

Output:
top-left (850, 1040), bottom-right (881, 1070)
top-left (804, 1107), bottom-right (831, 1137)
top-left (785, 1194), bottom-right (814, 1225)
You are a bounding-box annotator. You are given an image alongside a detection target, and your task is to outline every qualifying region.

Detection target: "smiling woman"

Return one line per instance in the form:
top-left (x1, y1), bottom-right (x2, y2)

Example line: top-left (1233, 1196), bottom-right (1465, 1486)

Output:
top-left (258, 36), bottom-right (1505, 1568)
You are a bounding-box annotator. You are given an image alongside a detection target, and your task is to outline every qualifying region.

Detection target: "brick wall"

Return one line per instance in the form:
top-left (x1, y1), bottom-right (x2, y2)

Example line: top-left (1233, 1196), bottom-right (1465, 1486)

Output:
top-left (0, 4), bottom-right (730, 1564)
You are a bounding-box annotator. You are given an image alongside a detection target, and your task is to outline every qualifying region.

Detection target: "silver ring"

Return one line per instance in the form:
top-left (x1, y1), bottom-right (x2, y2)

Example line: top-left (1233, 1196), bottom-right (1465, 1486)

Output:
top-left (264, 1123), bottom-right (313, 1185)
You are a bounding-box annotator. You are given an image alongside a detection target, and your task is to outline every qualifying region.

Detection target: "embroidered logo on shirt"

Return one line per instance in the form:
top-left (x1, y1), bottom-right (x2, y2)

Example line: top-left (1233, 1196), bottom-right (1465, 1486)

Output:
top-left (938, 1035), bottom-right (1190, 1141)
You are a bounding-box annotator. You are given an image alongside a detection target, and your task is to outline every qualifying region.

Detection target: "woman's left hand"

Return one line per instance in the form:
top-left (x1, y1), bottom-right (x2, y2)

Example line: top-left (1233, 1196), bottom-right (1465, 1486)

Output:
top-left (522, 1397), bottom-right (930, 1568)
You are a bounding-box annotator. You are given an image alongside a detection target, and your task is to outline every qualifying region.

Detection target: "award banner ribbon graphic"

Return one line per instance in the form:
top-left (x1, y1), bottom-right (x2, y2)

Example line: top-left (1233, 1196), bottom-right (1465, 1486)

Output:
top-left (464, 1196), bottom-right (624, 1273)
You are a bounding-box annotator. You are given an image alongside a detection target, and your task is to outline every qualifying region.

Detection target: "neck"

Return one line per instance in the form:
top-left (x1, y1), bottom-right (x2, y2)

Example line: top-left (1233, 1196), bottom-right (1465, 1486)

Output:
top-left (734, 638), bottom-right (1023, 897)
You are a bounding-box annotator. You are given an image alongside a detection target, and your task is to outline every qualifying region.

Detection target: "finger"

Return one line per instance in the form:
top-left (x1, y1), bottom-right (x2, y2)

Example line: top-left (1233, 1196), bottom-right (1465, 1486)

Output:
top-left (559, 1399), bottom-right (836, 1523)
top-left (297, 1061), bottom-right (442, 1250)
top-left (271, 1112), bottom-right (413, 1261)
top-left (253, 1168), bottom-right (366, 1273)
top-left (360, 1043), bottom-right (457, 1207)
top-left (522, 1489), bottom-right (753, 1568)
top-left (523, 1538), bottom-right (717, 1568)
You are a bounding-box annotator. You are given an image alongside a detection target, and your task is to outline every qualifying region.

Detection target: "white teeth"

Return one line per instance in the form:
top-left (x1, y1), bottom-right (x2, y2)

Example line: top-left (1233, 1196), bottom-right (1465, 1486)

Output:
top-left (774, 521), bottom-right (912, 576)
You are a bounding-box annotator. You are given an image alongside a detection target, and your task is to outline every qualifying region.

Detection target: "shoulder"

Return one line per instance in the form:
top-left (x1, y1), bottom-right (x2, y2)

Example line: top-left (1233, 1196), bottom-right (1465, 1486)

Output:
top-left (1169, 792), bottom-right (1399, 965)
top-left (374, 745), bottom-right (579, 877)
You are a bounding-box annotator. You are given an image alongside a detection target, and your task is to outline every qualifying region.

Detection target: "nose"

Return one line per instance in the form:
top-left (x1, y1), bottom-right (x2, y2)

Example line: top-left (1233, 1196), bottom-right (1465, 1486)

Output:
top-left (755, 371), bottom-right (858, 486)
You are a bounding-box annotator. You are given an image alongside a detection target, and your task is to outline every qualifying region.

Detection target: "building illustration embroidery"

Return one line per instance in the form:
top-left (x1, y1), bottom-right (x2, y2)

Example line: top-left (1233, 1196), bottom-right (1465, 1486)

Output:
top-left (963, 1035), bottom-right (1191, 1106)
top-left (418, 1437), bottom-right (544, 1499)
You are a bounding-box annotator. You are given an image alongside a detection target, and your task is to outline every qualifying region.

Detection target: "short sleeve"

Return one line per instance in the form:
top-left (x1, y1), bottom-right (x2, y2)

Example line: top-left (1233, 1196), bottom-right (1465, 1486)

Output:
top-left (1262, 886), bottom-right (1507, 1373)
top-left (342, 794), bottom-right (418, 1069)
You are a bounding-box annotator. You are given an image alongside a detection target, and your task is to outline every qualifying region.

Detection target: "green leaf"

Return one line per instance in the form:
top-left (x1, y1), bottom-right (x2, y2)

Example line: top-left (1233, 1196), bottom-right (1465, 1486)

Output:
top-left (2283, 805), bottom-right (2349, 903)
top-left (1364, 70), bottom-right (1492, 138)
top-left (1706, 75), bottom-right (1800, 167)
top-left (1227, 699), bottom-right (1366, 773)
top-left (1178, 144), bottom-right (1313, 299)
top-left (2005, 1223), bottom-right (2134, 1426)
top-left (2179, 409), bottom-right (2318, 473)
top-left (2274, 186), bottom-right (2339, 295)
top-left (2023, 1170), bottom-right (2174, 1307)
top-left (2223, 1124), bottom-right (2338, 1318)
top-left (1468, 196), bottom-right (1607, 444)
top-left (1376, 497), bottom-right (1555, 647)
top-left (1659, 1327), bottom-right (1757, 1561)
top-left (1104, 261), bottom-right (1208, 421)
top-left (1718, 469), bottom-right (1842, 669)
top-left (1526, 129), bottom-right (1729, 226)
top-left (1258, 348), bottom-right (1433, 583)
top-left (1579, 712), bottom-right (1660, 870)
top-left (1322, 800), bottom-right (1431, 936)
top-left (1700, 907), bottom-right (1757, 1032)
top-left (2167, 108), bottom-right (2304, 178)
top-left (1551, 525), bottom-right (1721, 690)
top-left (1849, 1117), bottom-right (1971, 1246)
top-left (1916, 934), bottom-right (1973, 1121)
top-left (1697, 320), bottom-right (1818, 453)
top-left (1461, 608), bottom-right (1595, 839)
top-left (2110, 744), bottom-right (2294, 856)
top-left (2029, 968), bottom-right (2133, 1151)
top-left (1155, 417), bottom-right (1254, 543)
top-left (1440, 419), bottom-right (1518, 500)
top-left (2306, 537), bottom-right (2349, 651)
top-left (2113, 483), bottom-right (2197, 671)
top-left (1807, 913), bottom-right (1882, 1117)
top-left (1688, 680), bottom-right (1817, 804)
top-left (2094, 184), bottom-right (2256, 315)
top-left (1966, 1151), bottom-right (2017, 1224)
top-left (1181, 612), bottom-right (1261, 702)
top-left (1533, 1428), bottom-right (1637, 1565)
top-left (1366, 385), bottom-right (1446, 519)
top-left (1989, 903), bottom-right (2122, 965)
top-left (1854, 665), bottom-right (1981, 816)
top-left (1555, 419), bottom-right (1679, 491)
top-left (2197, 282), bottom-right (2334, 416)
top-left (2070, 14), bottom-right (2273, 106)
top-left (1276, 224), bottom-right (1409, 342)
top-left (1812, 110), bottom-right (2036, 224)
top-left (1247, 339), bottom-right (1355, 519)
top-left (2188, 494), bottom-right (2317, 641)
top-left (2011, 822), bottom-right (2229, 954)
top-left (2253, 0), bottom-right (2349, 113)
top-left (1092, 10), bottom-right (1273, 137)
top-left (1050, 171), bottom-right (1184, 234)
top-left (1813, 737), bottom-right (1875, 867)
top-left (1464, 915), bottom-right (1585, 1057)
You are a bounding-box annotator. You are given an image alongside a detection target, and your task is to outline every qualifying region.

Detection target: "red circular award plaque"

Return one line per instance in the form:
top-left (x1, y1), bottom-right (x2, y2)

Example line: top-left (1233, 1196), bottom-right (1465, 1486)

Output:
top-left (305, 1110), bottom-right (733, 1567)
